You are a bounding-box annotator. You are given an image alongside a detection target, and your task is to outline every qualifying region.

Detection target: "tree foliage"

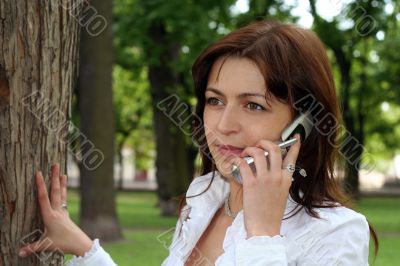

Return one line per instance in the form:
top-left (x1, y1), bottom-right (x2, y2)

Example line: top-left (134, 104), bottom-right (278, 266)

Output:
top-left (110, 0), bottom-right (399, 203)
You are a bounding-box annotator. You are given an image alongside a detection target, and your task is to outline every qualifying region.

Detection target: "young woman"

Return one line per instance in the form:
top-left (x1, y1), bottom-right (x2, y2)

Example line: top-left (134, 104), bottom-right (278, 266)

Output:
top-left (19, 20), bottom-right (378, 265)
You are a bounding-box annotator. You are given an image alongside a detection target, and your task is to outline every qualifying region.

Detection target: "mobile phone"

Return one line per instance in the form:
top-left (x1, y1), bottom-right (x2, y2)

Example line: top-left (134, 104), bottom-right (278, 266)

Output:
top-left (231, 111), bottom-right (314, 184)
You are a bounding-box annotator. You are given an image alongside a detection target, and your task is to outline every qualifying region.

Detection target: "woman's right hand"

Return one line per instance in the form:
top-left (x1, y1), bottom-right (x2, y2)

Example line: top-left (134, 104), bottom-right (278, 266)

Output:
top-left (19, 164), bottom-right (93, 258)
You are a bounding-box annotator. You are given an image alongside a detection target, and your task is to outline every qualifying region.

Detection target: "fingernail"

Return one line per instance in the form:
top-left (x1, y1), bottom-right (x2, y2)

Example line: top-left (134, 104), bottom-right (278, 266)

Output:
top-left (18, 250), bottom-right (27, 257)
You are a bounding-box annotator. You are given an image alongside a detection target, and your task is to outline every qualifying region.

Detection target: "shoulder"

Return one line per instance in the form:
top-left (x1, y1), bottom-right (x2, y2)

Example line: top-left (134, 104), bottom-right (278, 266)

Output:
top-left (189, 171), bottom-right (215, 186)
top-left (315, 205), bottom-right (369, 232)
top-left (289, 204), bottom-right (370, 249)
top-left (284, 203), bottom-right (370, 247)
top-left (186, 171), bottom-right (224, 196)
top-left (284, 205), bottom-right (370, 265)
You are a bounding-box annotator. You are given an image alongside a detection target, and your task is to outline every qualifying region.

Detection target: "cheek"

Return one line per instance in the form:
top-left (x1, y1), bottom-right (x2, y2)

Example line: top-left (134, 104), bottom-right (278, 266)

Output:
top-left (203, 110), bottom-right (217, 146)
top-left (203, 108), bottom-right (216, 130)
top-left (244, 123), bottom-right (282, 144)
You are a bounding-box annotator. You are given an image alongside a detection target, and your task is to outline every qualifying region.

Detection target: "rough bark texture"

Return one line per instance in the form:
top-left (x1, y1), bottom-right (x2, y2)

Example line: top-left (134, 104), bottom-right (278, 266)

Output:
top-left (0, 0), bottom-right (81, 265)
top-left (77, 0), bottom-right (122, 241)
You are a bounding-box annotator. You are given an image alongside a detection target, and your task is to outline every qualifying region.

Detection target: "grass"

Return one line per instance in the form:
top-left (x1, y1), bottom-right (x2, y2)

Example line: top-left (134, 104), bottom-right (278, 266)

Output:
top-left (65, 190), bottom-right (399, 265)
top-left (355, 197), bottom-right (400, 266)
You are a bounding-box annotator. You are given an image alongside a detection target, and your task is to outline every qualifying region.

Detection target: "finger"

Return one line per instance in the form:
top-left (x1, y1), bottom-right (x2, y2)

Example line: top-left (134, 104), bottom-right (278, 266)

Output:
top-left (282, 134), bottom-right (301, 167)
top-left (60, 175), bottom-right (67, 204)
top-left (240, 147), bottom-right (268, 178)
top-left (18, 238), bottom-right (53, 258)
top-left (36, 171), bottom-right (52, 218)
top-left (234, 158), bottom-right (256, 187)
top-left (256, 140), bottom-right (283, 174)
top-left (50, 163), bottom-right (61, 208)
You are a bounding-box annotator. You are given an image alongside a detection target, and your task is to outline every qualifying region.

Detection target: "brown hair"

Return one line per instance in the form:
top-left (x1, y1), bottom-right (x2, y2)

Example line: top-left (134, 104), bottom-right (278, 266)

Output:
top-left (179, 20), bottom-right (378, 257)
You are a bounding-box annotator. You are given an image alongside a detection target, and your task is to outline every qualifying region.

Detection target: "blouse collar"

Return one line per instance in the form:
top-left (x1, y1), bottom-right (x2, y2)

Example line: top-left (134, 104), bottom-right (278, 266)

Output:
top-left (173, 171), bottom-right (301, 263)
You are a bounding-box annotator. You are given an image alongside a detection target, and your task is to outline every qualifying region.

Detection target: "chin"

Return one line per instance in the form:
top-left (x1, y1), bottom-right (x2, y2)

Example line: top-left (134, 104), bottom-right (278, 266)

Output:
top-left (209, 149), bottom-right (238, 180)
top-left (214, 163), bottom-right (235, 181)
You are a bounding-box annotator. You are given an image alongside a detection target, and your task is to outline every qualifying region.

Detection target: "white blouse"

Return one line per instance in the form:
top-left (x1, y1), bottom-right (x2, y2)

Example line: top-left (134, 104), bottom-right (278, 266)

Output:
top-left (66, 171), bottom-right (370, 266)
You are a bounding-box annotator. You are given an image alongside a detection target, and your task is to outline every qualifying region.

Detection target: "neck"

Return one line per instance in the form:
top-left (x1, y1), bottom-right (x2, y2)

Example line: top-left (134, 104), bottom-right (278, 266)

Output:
top-left (228, 180), bottom-right (243, 213)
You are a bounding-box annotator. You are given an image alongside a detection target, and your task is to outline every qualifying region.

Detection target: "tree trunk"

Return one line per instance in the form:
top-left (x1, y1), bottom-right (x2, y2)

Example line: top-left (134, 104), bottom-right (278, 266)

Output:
top-left (0, 1), bottom-right (81, 265)
top-left (344, 44), bottom-right (369, 200)
top-left (76, 0), bottom-right (122, 241)
top-left (308, 3), bottom-right (361, 198)
top-left (333, 48), bottom-right (360, 198)
top-left (146, 20), bottom-right (193, 216)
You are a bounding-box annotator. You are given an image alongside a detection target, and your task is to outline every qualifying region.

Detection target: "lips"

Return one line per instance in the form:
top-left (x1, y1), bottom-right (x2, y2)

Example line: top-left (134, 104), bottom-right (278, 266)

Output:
top-left (217, 144), bottom-right (244, 156)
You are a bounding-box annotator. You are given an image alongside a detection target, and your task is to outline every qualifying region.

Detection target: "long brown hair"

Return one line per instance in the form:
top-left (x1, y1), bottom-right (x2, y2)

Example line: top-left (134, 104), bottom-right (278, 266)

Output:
top-left (179, 20), bottom-right (378, 257)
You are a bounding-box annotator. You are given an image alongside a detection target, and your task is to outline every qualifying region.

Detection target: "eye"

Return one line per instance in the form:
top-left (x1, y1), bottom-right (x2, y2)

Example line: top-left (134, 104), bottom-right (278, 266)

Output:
top-left (206, 97), bottom-right (223, 106)
top-left (246, 102), bottom-right (266, 111)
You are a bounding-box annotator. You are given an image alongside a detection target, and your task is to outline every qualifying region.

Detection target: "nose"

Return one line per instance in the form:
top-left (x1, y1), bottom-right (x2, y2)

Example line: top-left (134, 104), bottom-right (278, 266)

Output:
top-left (216, 106), bottom-right (240, 135)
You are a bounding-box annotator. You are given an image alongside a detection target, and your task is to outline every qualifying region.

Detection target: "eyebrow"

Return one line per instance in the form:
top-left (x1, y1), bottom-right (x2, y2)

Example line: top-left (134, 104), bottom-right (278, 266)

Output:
top-left (205, 87), bottom-right (266, 99)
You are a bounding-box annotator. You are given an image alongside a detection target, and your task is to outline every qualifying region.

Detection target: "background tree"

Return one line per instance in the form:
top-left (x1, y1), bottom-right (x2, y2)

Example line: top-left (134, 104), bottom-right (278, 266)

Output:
top-left (112, 0), bottom-right (399, 214)
top-left (363, 2), bottom-right (400, 173)
top-left (0, 0), bottom-right (81, 265)
top-left (113, 65), bottom-right (154, 189)
top-left (76, 0), bottom-right (122, 240)
top-left (114, 0), bottom-right (236, 215)
top-left (234, 0), bottom-right (293, 27)
top-left (308, 0), bottom-right (392, 198)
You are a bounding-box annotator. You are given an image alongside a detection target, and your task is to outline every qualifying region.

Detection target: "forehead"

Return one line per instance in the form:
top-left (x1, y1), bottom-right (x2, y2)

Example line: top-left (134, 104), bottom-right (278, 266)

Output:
top-left (207, 56), bottom-right (266, 95)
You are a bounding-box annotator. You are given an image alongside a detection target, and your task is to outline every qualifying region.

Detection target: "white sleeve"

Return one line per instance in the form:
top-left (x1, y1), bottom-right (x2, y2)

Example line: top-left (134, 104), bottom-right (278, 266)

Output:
top-left (235, 235), bottom-right (288, 265)
top-left (297, 213), bottom-right (370, 265)
top-left (65, 239), bottom-right (117, 266)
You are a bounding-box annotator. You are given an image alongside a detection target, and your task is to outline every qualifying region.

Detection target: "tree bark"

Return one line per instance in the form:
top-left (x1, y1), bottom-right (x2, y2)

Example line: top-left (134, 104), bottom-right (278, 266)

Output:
top-left (76, 0), bottom-right (122, 241)
top-left (0, 1), bottom-right (81, 265)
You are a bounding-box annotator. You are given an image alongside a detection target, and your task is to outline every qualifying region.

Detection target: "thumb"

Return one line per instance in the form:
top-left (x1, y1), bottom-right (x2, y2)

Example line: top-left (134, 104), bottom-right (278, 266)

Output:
top-left (19, 238), bottom-right (53, 258)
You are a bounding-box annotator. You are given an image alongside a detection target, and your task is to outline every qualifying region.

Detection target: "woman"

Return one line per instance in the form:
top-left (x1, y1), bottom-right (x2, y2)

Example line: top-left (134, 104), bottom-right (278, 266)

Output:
top-left (19, 20), bottom-right (378, 265)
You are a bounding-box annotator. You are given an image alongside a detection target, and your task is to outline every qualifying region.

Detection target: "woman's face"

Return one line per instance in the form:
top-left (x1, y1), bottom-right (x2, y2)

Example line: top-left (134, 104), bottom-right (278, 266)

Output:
top-left (204, 57), bottom-right (292, 179)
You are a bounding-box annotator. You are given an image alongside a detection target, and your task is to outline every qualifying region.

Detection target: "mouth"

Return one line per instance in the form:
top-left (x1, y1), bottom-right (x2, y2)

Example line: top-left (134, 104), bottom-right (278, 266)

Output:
top-left (217, 144), bottom-right (244, 156)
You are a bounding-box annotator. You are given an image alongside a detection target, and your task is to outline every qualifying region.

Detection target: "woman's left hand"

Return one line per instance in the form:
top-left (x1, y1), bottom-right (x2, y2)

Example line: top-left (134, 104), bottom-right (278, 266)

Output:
top-left (237, 134), bottom-right (301, 238)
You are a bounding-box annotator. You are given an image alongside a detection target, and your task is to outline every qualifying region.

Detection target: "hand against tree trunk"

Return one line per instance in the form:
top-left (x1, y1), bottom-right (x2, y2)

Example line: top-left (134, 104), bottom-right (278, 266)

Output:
top-left (18, 164), bottom-right (93, 258)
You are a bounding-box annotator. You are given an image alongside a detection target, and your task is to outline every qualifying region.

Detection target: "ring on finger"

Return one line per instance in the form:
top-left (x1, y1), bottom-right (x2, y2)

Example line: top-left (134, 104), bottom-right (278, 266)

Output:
top-left (282, 164), bottom-right (296, 173)
top-left (61, 203), bottom-right (68, 210)
top-left (282, 164), bottom-right (308, 182)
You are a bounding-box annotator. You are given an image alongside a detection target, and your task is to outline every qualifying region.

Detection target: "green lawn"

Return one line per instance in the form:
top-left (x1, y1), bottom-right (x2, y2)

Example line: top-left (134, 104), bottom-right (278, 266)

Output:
top-left (65, 190), bottom-right (399, 265)
top-left (355, 198), bottom-right (400, 266)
